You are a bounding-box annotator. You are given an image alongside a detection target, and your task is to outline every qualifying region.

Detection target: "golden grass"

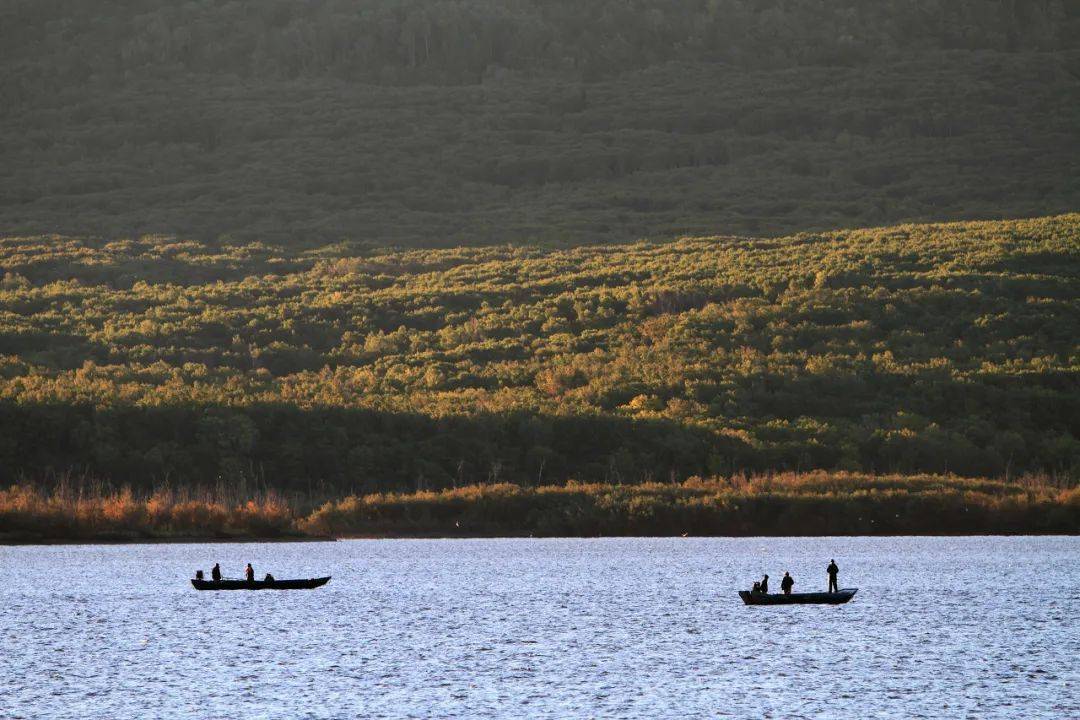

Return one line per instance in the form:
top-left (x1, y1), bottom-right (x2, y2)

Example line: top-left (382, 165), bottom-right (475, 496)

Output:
top-left (0, 482), bottom-right (295, 541)
top-left (297, 472), bottom-right (1079, 537)
top-left (3, 472), bottom-right (1076, 542)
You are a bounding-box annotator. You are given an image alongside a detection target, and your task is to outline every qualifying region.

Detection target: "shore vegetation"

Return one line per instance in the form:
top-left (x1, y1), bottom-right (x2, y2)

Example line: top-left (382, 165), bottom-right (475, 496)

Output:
top-left (2, 472), bottom-right (1076, 543)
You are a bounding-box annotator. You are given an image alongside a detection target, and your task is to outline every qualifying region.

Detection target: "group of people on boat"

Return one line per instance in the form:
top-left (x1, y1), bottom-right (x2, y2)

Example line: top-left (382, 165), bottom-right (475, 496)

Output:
top-left (751, 560), bottom-right (840, 595)
top-left (194, 562), bottom-right (274, 583)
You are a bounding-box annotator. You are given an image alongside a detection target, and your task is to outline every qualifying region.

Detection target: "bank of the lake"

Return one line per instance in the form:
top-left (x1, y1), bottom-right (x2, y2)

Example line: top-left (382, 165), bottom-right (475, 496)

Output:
top-left (0, 485), bottom-right (300, 545)
top-left (0, 534), bottom-right (333, 546)
top-left (2, 472), bottom-right (1077, 543)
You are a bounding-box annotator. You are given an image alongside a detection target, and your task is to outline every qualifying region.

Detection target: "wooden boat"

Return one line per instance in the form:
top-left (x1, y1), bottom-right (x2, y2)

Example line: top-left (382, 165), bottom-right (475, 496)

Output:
top-left (191, 576), bottom-right (331, 591)
top-left (739, 588), bottom-right (857, 605)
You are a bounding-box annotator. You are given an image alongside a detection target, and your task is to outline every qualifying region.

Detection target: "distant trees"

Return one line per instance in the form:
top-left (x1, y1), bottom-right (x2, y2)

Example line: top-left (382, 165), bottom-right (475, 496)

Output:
top-left (11, 0), bottom-right (1069, 86)
top-left (0, 215), bottom-right (1077, 492)
top-left (2, 1), bottom-right (1079, 246)
top-left (5, 0), bottom-right (1080, 92)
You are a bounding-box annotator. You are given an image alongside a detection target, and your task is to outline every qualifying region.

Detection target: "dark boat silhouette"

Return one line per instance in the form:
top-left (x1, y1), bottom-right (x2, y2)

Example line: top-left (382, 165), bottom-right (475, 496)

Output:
top-left (192, 576), bottom-right (331, 591)
top-left (739, 588), bottom-right (856, 605)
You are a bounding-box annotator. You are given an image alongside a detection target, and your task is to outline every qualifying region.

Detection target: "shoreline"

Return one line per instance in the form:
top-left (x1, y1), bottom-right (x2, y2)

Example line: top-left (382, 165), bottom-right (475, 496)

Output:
top-left (5, 473), bottom-right (1077, 545)
top-left (0, 534), bottom-right (335, 546)
top-left (4, 529), bottom-right (1078, 546)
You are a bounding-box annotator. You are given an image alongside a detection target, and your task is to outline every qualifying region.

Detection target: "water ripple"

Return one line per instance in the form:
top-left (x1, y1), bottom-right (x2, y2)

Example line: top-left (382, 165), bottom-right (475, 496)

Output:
top-left (1, 536), bottom-right (1077, 719)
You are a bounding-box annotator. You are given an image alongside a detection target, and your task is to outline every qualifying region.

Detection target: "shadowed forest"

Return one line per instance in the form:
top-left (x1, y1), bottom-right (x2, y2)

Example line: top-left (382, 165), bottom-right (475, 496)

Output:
top-left (2, 216), bottom-right (1077, 500)
top-left (2, 0), bottom-right (1079, 245)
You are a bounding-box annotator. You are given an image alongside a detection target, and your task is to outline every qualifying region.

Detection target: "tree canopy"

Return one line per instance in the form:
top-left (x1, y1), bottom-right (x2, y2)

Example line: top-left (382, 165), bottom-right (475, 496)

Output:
top-left (1, 0), bottom-right (1078, 245)
top-left (1, 215), bottom-right (1077, 492)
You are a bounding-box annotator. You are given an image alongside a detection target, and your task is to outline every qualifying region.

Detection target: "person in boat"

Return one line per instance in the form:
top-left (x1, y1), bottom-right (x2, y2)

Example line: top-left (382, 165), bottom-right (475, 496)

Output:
top-left (781, 571), bottom-right (794, 595)
top-left (211, 563), bottom-right (221, 582)
top-left (760, 574), bottom-right (769, 594)
top-left (195, 570), bottom-right (204, 581)
top-left (752, 581), bottom-right (761, 594)
top-left (827, 559), bottom-right (839, 593)
top-left (245, 563), bottom-right (255, 582)
top-left (264, 573), bottom-right (275, 582)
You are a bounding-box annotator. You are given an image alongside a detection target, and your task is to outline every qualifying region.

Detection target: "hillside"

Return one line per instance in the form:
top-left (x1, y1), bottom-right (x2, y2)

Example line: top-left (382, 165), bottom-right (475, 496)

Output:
top-left (1, 215), bottom-right (1077, 494)
top-left (2, 1), bottom-right (1079, 246)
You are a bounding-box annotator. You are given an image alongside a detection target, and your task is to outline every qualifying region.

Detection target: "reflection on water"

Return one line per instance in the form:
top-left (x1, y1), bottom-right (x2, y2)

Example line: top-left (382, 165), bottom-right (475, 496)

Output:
top-left (1, 536), bottom-right (1077, 719)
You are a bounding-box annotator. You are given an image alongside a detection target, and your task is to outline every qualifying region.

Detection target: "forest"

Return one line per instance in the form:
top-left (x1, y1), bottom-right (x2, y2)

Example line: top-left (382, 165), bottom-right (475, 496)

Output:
top-left (1, 215), bottom-right (1077, 501)
top-left (1, 0), bottom-right (1079, 245)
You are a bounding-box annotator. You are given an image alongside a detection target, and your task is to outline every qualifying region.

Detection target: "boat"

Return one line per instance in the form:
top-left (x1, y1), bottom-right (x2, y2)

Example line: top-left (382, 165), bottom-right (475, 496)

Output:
top-left (191, 576), bottom-right (331, 591)
top-left (739, 588), bottom-right (857, 605)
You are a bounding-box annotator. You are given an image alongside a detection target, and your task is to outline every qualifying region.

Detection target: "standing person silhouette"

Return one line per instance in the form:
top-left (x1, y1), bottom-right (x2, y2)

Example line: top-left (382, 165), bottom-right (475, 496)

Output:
top-left (211, 563), bottom-right (221, 582)
top-left (760, 574), bottom-right (769, 594)
top-left (827, 559), bottom-right (839, 593)
top-left (781, 572), bottom-right (794, 595)
top-left (245, 563), bottom-right (255, 582)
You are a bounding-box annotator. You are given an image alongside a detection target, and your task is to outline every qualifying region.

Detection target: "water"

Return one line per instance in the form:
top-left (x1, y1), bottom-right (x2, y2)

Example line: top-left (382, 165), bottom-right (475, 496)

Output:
top-left (1, 537), bottom-right (1076, 719)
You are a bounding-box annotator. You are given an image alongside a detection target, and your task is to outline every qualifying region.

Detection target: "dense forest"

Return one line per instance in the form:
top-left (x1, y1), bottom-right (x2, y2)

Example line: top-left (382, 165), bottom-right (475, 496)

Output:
top-left (1, 215), bottom-right (1077, 496)
top-left (2, 0), bottom-right (1079, 245)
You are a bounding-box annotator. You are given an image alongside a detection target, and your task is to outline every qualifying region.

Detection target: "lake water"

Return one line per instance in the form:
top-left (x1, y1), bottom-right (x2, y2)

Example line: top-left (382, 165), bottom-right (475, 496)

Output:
top-left (1, 537), bottom-right (1077, 719)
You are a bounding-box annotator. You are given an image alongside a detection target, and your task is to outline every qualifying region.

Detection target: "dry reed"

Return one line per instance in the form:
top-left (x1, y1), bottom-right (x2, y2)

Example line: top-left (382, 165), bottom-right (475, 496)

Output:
top-left (3, 471), bottom-right (1077, 542)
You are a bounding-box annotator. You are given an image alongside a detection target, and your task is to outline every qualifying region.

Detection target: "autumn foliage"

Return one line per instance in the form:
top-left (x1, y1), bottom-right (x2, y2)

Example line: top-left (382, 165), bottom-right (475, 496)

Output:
top-left (1, 216), bottom-right (1077, 495)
